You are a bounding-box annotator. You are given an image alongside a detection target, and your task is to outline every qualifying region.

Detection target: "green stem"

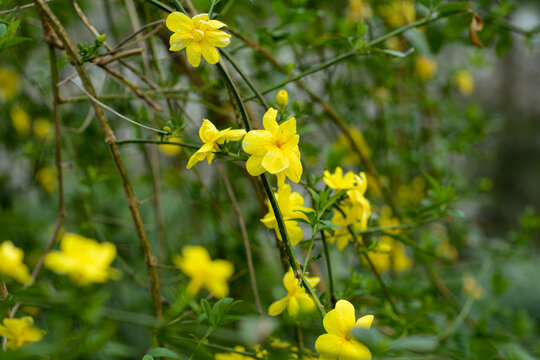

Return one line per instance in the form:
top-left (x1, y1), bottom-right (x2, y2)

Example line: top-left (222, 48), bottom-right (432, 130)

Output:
top-left (142, 0), bottom-right (174, 12)
top-left (171, 0), bottom-right (187, 14)
top-left (320, 231), bottom-right (337, 306)
top-left (302, 234), bottom-right (315, 273)
top-left (115, 139), bottom-right (200, 149)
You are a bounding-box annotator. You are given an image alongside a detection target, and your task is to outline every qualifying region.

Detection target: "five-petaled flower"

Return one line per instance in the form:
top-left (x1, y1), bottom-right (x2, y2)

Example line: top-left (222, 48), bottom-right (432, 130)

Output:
top-left (242, 108), bottom-right (302, 186)
top-left (315, 300), bottom-right (374, 360)
top-left (166, 12), bottom-right (231, 67)
top-left (44, 233), bottom-right (120, 286)
top-left (0, 317), bottom-right (46, 350)
top-left (0, 240), bottom-right (31, 284)
top-left (261, 184), bottom-right (313, 245)
top-left (186, 119), bottom-right (246, 169)
top-left (173, 246), bottom-right (234, 298)
top-left (268, 268), bottom-right (320, 317)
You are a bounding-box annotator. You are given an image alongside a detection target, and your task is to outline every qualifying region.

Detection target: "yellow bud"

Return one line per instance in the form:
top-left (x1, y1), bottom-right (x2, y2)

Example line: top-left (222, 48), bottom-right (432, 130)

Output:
top-left (276, 89), bottom-right (288, 109)
top-left (96, 34), bottom-right (107, 44)
top-left (415, 55), bottom-right (437, 81)
top-left (454, 70), bottom-right (474, 95)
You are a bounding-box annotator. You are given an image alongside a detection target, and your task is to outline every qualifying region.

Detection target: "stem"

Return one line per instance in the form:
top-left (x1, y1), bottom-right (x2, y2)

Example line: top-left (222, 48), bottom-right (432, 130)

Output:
top-left (115, 139), bottom-right (200, 149)
top-left (439, 297), bottom-right (474, 340)
top-left (320, 231), bottom-right (337, 306)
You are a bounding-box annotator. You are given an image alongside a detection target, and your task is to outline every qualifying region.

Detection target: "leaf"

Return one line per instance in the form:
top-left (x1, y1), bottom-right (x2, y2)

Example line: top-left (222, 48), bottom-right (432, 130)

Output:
top-left (404, 29), bottom-right (431, 55)
top-left (200, 298), bottom-right (213, 326)
top-left (436, 1), bottom-right (469, 15)
top-left (0, 24), bottom-right (7, 38)
top-left (142, 356), bottom-right (154, 360)
top-left (373, 47), bottom-right (415, 58)
top-left (468, 10), bottom-right (484, 48)
top-left (147, 347), bottom-right (183, 359)
top-left (389, 335), bottom-right (439, 352)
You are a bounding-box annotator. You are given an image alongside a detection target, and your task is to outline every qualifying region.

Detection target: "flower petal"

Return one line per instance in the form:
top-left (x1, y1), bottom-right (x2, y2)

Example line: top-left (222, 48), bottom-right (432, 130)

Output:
top-left (287, 295), bottom-right (300, 317)
top-left (186, 42), bottom-right (202, 67)
top-left (262, 148), bottom-right (289, 174)
top-left (340, 340), bottom-right (372, 360)
top-left (268, 297), bottom-right (289, 316)
top-left (201, 42), bottom-right (220, 64)
top-left (169, 33), bottom-right (191, 51)
top-left (246, 155), bottom-right (266, 176)
top-left (315, 334), bottom-right (342, 359)
top-left (199, 119), bottom-right (219, 143)
top-left (208, 19), bottom-right (227, 29)
top-left (355, 315), bottom-right (374, 329)
top-left (284, 148), bottom-right (302, 183)
top-left (205, 30), bottom-right (231, 47)
top-left (263, 108), bottom-right (279, 134)
top-left (282, 268), bottom-right (297, 292)
top-left (192, 13), bottom-right (209, 22)
top-left (286, 221), bottom-right (303, 245)
top-left (242, 130), bottom-right (274, 155)
top-left (166, 12), bottom-right (193, 32)
top-left (277, 116), bottom-right (296, 139)
top-left (335, 299), bottom-right (356, 331)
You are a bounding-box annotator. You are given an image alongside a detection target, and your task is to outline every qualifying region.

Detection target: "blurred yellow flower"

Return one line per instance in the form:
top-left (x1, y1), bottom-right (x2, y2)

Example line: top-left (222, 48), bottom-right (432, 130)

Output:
top-left (332, 127), bottom-right (371, 166)
top-left (215, 346), bottom-right (255, 360)
top-left (44, 233), bottom-right (119, 286)
top-left (242, 108), bottom-right (302, 186)
top-left (415, 55), bottom-right (437, 81)
top-left (36, 166), bottom-right (57, 193)
top-left (454, 70), bottom-right (474, 95)
top-left (462, 274), bottom-right (484, 300)
top-left (268, 268), bottom-right (320, 317)
top-left (0, 317), bottom-right (45, 350)
top-left (348, 0), bottom-right (372, 23)
top-left (276, 89), bottom-right (289, 109)
top-left (186, 119), bottom-right (246, 169)
top-left (33, 118), bottom-right (53, 140)
top-left (10, 106), bottom-right (31, 136)
top-left (0, 241), bottom-right (31, 284)
top-left (0, 67), bottom-right (18, 102)
top-left (380, 0), bottom-right (415, 27)
top-left (172, 246), bottom-right (234, 298)
top-left (315, 300), bottom-right (374, 360)
top-left (166, 12), bottom-right (231, 67)
top-left (158, 136), bottom-right (183, 156)
top-left (396, 176), bottom-right (425, 206)
top-left (323, 167), bottom-right (364, 191)
top-left (261, 184), bottom-right (313, 245)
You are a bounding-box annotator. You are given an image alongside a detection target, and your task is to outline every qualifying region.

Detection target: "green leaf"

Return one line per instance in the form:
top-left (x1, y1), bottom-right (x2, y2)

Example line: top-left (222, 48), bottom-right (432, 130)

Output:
top-left (0, 24), bottom-right (7, 38)
top-left (389, 335), bottom-right (439, 352)
top-left (200, 298), bottom-right (213, 326)
top-left (436, 1), bottom-right (469, 15)
top-left (147, 348), bottom-right (183, 359)
top-left (142, 356), bottom-right (154, 360)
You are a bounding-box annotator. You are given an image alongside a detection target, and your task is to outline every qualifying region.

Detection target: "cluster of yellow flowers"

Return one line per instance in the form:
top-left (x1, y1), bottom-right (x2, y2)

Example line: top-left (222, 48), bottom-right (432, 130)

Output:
top-left (268, 268), bottom-right (320, 317)
top-left (323, 167), bottom-right (371, 250)
top-left (10, 106), bottom-right (52, 139)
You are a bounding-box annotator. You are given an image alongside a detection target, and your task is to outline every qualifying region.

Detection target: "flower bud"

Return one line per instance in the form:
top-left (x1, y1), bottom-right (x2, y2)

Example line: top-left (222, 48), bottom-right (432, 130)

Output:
top-left (276, 89), bottom-right (288, 109)
top-left (96, 34), bottom-right (107, 44)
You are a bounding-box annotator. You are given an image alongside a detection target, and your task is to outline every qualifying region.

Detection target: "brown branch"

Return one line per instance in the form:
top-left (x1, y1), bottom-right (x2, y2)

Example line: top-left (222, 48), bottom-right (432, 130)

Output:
top-left (32, 0), bottom-right (163, 319)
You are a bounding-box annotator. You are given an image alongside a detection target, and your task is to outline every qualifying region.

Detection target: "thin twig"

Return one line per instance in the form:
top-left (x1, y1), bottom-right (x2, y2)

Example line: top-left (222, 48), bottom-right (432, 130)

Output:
top-left (218, 165), bottom-right (263, 316)
top-left (0, 0), bottom-right (53, 15)
top-left (115, 139), bottom-right (199, 149)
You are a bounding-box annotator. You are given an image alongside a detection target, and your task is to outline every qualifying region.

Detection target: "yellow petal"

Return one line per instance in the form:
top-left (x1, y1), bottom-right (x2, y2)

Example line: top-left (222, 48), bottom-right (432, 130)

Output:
top-left (315, 334), bottom-right (342, 359)
top-left (262, 148), bottom-right (289, 174)
top-left (335, 299), bottom-right (356, 330)
top-left (287, 295), bottom-right (300, 317)
top-left (284, 148), bottom-right (302, 183)
top-left (166, 12), bottom-right (193, 32)
top-left (225, 129), bottom-right (246, 141)
top-left (286, 221), bottom-right (303, 246)
top-left (186, 152), bottom-right (201, 169)
top-left (277, 116), bottom-right (296, 138)
top-left (268, 297), bottom-right (289, 316)
top-left (242, 130), bottom-right (274, 155)
top-left (186, 42), bottom-right (202, 67)
top-left (355, 315), bottom-right (374, 329)
top-left (169, 32), bottom-right (191, 51)
top-left (246, 155), bottom-right (266, 176)
top-left (282, 268), bottom-right (297, 292)
top-left (192, 13), bottom-right (210, 22)
top-left (263, 108), bottom-right (279, 134)
top-left (308, 276), bottom-right (320, 288)
top-left (323, 300), bottom-right (356, 336)
top-left (340, 340), bottom-right (372, 360)
top-left (201, 42), bottom-right (220, 65)
top-left (199, 119), bottom-right (219, 143)
top-left (296, 293), bottom-right (316, 313)
top-left (205, 30), bottom-right (231, 47)
top-left (208, 19), bottom-right (227, 29)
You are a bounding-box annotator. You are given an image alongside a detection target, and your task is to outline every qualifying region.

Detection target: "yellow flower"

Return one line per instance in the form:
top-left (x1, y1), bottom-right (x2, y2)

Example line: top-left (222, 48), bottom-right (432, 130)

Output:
top-left (332, 127), bottom-right (371, 166)
top-left (261, 184), bottom-right (313, 246)
top-left (166, 12), bottom-right (231, 67)
top-left (347, 0), bottom-right (373, 23)
top-left (33, 118), bottom-right (53, 140)
top-left (10, 106), bottom-right (31, 136)
top-left (268, 268), bottom-right (320, 317)
top-left (186, 119), bottom-right (246, 169)
top-left (323, 167), bottom-right (364, 191)
top-left (242, 108), bottom-right (302, 186)
top-left (44, 233), bottom-right (119, 286)
top-left (0, 317), bottom-right (45, 350)
top-left (0, 241), bottom-right (31, 284)
top-left (462, 274), bottom-right (484, 300)
top-left (0, 67), bottom-right (18, 102)
top-left (415, 55), bottom-right (437, 81)
top-left (380, 0), bottom-right (415, 28)
top-left (215, 346), bottom-right (253, 360)
top-left (159, 136), bottom-right (183, 156)
top-left (172, 246), bottom-right (234, 298)
top-left (454, 70), bottom-right (474, 95)
top-left (276, 89), bottom-right (289, 109)
top-left (315, 300), bottom-right (374, 360)
top-left (36, 166), bottom-right (57, 193)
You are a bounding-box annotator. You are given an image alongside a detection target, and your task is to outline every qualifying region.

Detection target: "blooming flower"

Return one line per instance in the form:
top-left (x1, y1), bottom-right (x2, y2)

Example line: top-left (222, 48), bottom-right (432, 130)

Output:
top-left (33, 118), bottom-right (53, 140)
top-left (172, 246), bottom-right (234, 298)
top-left (166, 12), bottom-right (231, 67)
top-left (242, 108), bottom-right (302, 186)
top-left (44, 233), bottom-right (119, 286)
top-left (0, 317), bottom-right (46, 350)
top-left (36, 166), bottom-right (57, 193)
top-left (10, 106), bottom-right (30, 136)
top-left (315, 300), bottom-right (374, 360)
top-left (268, 268), bottom-right (320, 317)
top-left (415, 55), bottom-right (437, 81)
top-left (454, 70), bottom-right (474, 95)
top-left (186, 119), bottom-right (246, 169)
top-left (261, 184), bottom-right (313, 245)
top-left (0, 241), bottom-right (31, 284)
top-left (323, 167), bottom-right (364, 191)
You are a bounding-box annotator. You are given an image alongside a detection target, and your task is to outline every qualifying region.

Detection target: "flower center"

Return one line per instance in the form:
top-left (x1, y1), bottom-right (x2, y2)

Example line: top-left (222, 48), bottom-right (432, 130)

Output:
top-left (192, 29), bottom-right (205, 41)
